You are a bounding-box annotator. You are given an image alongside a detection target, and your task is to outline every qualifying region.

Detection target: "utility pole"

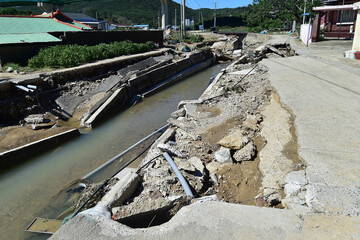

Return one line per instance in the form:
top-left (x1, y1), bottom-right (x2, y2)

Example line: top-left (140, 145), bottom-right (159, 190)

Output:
top-left (181, 0), bottom-right (186, 38)
top-left (180, 2), bottom-right (183, 37)
top-left (214, 0), bottom-right (217, 28)
top-left (175, 9), bottom-right (177, 32)
top-left (303, 0), bottom-right (307, 25)
top-left (201, 11), bottom-right (204, 30)
top-left (158, 11), bottom-right (160, 29)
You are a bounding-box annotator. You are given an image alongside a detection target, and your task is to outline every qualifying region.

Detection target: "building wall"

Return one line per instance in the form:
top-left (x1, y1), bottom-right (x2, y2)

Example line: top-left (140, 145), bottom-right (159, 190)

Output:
top-left (0, 30), bottom-right (164, 65)
top-left (353, 8), bottom-right (360, 50)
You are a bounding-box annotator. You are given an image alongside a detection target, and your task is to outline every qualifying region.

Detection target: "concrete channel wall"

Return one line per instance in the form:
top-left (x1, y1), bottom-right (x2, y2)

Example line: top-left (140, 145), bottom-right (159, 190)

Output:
top-left (0, 49), bottom-right (170, 122)
top-left (0, 129), bottom-right (80, 169)
top-left (0, 48), bottom-right (215, 167)
top-left (84, 50), bottom-right (214, 128)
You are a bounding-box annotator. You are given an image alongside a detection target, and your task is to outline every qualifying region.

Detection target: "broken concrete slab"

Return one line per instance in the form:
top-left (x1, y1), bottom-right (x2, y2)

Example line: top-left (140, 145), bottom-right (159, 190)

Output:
top-left (84, 87), bottom-right (129, 128)
top-left (24, 114), bottom-right (46, 124)
top-left (228, 68), bottom-right (256, 76)
top-left (158, 143), bottom-right (186, 158)
top-left (117, 58), bottom-right (157, 77)
top-left (99, 168), bottom-right (140, 208)
top-left (233, 141), bottom-right (256, 162)
top-left (243, 115), bottom-right (258, 131)
top-left (92, 75), bottom-right (121, 93)
top-left (170, 108), bottom-right (186, 119)
top-left (218, 129), bottom-right (250, 150)
top-left (174, 158), bottom-right (196, 172)
top-left (188, 157), bottom-right (205, 176)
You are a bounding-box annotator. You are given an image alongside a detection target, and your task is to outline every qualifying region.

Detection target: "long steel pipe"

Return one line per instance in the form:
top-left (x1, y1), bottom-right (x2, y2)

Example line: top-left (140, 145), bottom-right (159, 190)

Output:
top-left (163, 152), bottom-right (194, 197)
top-left (82, 123), bottom-right (169, 180)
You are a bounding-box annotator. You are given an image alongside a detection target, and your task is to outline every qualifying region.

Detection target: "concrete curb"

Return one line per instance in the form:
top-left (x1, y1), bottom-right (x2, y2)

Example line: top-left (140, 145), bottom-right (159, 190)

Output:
top-left (84, 87), bottom-right (129, 128)
top-left (0, 129), bottom-right (80, 170)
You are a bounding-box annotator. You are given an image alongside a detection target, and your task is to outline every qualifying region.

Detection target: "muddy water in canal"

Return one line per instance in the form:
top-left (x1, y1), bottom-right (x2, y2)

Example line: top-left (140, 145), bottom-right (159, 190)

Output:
top-left (0, 63), bottom-right (229, 240)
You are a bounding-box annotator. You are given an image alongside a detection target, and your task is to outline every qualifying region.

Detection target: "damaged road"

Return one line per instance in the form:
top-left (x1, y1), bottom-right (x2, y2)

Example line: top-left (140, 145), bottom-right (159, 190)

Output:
top-left (51, 34), bottom-right (360, 240)
top-left (51, 36), bottom-right (311, 238)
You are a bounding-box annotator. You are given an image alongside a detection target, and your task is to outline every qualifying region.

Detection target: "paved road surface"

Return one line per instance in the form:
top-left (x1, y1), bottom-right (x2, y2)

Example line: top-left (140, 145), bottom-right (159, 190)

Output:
top-left (262, 56), bottom-right (360, 216)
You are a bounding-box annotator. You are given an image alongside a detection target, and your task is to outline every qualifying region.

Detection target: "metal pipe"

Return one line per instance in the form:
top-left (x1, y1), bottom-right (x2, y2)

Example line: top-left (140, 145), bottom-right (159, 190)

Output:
top-left (82, 123), bottom-right (169, 180)
top-left (163, 152), bottom-right (194, 197)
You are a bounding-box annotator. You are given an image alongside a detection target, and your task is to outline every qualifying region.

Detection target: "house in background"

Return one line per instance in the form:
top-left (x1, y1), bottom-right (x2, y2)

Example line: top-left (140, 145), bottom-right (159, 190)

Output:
top-left (0, 10), bottom-right (92, 64)
top-left (0, 10), bottom-right (92, 45)
top-left (63, 12), bottom-right (115, 30)
top-left (312, 0), bottom-right (359, 41)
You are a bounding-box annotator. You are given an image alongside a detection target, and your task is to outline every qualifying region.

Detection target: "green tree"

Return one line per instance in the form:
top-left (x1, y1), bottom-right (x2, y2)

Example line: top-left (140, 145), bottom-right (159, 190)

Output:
top-left (245, 0), bottom-right (322, 31)
top-left (0, 8), bottom-right (33, 16)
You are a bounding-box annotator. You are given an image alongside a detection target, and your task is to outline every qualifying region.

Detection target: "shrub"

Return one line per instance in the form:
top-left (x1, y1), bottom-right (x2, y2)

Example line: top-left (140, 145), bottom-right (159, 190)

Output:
top-left (28, 41), bottom-right (156, 69)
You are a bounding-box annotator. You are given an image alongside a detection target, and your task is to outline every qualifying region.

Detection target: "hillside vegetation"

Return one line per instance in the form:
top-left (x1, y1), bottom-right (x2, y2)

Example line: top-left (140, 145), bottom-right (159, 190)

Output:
top-left (61, 0), bottom-right (247, 28)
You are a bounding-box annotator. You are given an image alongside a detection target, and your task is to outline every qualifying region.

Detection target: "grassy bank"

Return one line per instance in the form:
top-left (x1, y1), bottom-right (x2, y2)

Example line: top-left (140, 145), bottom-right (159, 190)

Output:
top-left (27, 41), bottom-right (156, 69)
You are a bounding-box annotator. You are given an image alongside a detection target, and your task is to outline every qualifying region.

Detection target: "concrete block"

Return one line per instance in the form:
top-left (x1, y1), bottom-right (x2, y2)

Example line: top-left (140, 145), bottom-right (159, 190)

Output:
top-left (100, 168), bottom-right (140, 208)
top-left (84, 87), bottom-right (129, 128)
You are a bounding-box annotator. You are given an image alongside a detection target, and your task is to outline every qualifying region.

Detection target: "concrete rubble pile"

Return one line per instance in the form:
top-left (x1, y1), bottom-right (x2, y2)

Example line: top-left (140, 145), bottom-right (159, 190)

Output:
top-left (69, 42), bottom-right (300, 228)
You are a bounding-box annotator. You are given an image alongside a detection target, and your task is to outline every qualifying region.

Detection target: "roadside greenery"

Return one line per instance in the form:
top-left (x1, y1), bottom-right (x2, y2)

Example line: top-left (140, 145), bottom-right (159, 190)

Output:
top-left (0, 8), bottom-right (33, 15)
top-left (28, 41), bottom-right (156, 69)
top-left (244, 0), bottom-right (323, 32)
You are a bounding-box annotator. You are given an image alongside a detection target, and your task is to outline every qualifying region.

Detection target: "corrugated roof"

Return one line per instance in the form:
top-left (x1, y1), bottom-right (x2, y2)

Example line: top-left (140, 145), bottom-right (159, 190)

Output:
top-left (0, 0), bottom-right (83, 7)
top-left (0, 33), bottom-right (62, 44)
top-left (0, 16), bottom-right (89, 34)
top-left (63, 12), bottom-right (95, 21)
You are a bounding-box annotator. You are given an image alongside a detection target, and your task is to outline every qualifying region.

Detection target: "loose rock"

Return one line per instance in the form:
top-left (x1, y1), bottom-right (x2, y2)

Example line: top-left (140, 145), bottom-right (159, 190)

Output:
top-left (214, 147), bottom-right (232, 163)
top-left (233, 141), bottom-right (256, 162)
top-left (218, 129), bottom-right (250, 150)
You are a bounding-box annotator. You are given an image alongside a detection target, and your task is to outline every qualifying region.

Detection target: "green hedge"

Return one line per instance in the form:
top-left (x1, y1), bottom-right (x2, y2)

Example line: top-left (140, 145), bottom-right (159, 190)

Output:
top-left (28, 41), bottom-right (156, 69)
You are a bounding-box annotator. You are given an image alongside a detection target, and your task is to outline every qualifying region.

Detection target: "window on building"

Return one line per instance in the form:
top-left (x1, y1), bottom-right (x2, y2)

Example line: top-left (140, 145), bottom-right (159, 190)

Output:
top-left (337, 10), bottom-right (357, 24)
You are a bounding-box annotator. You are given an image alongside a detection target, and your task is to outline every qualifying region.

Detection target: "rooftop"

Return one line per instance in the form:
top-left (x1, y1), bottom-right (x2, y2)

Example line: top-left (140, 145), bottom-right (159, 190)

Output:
top-left (0, 10), bottom-right (92, 44)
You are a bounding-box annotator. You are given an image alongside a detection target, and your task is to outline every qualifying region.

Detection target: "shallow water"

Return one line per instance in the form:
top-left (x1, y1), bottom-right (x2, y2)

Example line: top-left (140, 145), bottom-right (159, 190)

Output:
top-left (0, 63), bottom-right (228, 240)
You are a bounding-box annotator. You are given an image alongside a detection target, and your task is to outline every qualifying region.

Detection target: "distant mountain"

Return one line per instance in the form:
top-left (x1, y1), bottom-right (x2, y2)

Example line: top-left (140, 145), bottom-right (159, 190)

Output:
top-left (60, 0), bottom-right (247, 28)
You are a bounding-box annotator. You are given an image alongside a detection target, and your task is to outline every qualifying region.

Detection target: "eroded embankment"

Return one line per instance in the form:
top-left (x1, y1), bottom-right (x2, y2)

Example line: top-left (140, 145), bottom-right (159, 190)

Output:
top-left (56, 40), bottom-right (305, 235)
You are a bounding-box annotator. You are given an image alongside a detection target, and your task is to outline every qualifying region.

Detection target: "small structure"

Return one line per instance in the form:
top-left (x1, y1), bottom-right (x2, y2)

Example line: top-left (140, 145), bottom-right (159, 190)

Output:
top-left (133, 24), bottom-right (150, 30)
top-left (0, 10), bottom-right (92, 64)
top-left (312, 0), bottom-right (359, 42)
top-left (63, 12), bottom-right (114, 30)
top-left (353, 2), bottom-right (360, 50)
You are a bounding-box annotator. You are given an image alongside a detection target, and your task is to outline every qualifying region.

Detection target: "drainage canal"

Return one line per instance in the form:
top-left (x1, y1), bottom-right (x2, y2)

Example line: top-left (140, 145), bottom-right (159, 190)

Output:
top-left (0, 63), bottom-right (229, 240)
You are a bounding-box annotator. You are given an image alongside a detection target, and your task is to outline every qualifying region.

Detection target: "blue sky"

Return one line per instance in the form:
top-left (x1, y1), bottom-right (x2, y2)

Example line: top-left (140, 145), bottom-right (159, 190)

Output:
top-left (173, 0), bottom-right (253, 9)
